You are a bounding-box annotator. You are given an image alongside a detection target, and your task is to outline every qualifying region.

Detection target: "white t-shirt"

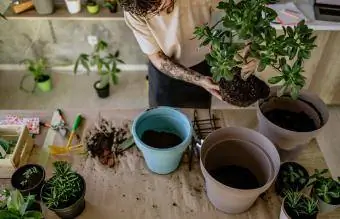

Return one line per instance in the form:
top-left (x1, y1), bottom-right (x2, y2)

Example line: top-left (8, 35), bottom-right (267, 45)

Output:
top-left (124, 0), bottom-right (219, 67)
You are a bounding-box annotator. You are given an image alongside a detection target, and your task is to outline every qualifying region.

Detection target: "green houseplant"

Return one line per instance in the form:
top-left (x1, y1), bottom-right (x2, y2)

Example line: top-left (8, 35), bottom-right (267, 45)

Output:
top-left (20, 58), bottom-right (52, 93)
top-left (74, 40), bottom-right (124, 98)
top-left (308, 169), bottom-right (340, 213)
top-left (194, 0), bottom-right (316, 107)
top-left (103, 0), bottom-right (118, 13)
top-left (275, 162), bottom-right (309, 197)
top-left (280, 190), bottom-right (318, 219)
top-left (0, 189), bottom-right (42, 219)
top-left (86, 0), bottom-right (100, 14)
top-left (41, 161), bottom-right (86, 219)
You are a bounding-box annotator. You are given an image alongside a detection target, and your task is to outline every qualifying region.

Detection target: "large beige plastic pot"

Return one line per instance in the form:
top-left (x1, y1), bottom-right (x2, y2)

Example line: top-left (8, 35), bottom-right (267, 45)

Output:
top-left (257, 89), bottom-right (329, 151)
top-left (200, 127), bottom-right (280, 214)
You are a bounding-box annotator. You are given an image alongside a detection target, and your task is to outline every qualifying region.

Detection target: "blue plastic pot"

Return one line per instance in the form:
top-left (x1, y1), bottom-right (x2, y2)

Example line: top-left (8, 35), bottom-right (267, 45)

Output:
top-left (132, 107), bottom-right (193, 174)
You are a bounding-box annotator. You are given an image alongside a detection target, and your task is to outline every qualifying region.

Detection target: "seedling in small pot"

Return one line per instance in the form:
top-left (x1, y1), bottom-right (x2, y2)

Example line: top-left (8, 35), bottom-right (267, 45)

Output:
top-left (0, 189), bottom-right (42, 219)
top-left (281, 190), bottom-right (318, 219)
top-left (194, 0), bottom-right (316, 107)
top-left (41, 161), bottom-right (86, 218)
top-left (74, 40), bottom-right (124, 98)
top-left (11, 164), bottom-right (45, 199)
top-left (20, 58), bottom-right (52, 93)
top-left (276, 162), bottom-right (309, 197)
top-left (86, 0), bottom-right (100, 14)
top-left (308, 169), bottom-right (340, 213)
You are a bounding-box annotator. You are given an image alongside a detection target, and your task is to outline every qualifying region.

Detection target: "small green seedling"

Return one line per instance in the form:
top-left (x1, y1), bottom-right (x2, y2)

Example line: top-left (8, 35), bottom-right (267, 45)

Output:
top-left (284, 190), bottom-right (318, 217)
top-left (20, 167), bottom-right (39, 187)
top-left (282, 164), bottom-right (307, 185)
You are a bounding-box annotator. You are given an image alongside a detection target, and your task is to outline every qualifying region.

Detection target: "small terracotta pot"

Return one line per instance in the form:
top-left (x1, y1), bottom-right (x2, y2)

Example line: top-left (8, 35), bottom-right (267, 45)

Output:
top-left (200, 127), bottom-right (280, 213)
top-left (257, 88), bottom-right (329, 151)
top-left (316, 195), bottom-right (340, 214)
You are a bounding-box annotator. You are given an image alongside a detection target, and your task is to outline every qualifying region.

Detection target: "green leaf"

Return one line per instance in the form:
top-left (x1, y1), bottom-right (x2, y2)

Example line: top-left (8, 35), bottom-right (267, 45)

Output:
top-left (290, 85), bottom-right (300, 100)
top-left (24, 211), bottom-right (43, 219)
top-left (0, 210), bottom-right (20, 219)
top-left (268, 76), bottom-right (283, 84)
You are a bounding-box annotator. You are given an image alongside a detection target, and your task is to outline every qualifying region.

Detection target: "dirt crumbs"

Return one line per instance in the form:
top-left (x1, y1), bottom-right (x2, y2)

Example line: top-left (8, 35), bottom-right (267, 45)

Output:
top-left (141, 130), bottom-right (182, 149)
top-left (209, 165), bottom-right (261, 190)
top-left (172, 202), bottom-right (178, 207)
top-left (84, 117), bottom-right (129, 168)
top-left (219, 69), bottom-right (270, 107)
top-left (264, 109), bottom-right (317, 132)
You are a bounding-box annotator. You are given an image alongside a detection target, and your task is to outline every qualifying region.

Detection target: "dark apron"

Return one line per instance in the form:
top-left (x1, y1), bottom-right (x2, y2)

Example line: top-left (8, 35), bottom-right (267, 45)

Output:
top-left (148, 61), bottom-right (212, 109)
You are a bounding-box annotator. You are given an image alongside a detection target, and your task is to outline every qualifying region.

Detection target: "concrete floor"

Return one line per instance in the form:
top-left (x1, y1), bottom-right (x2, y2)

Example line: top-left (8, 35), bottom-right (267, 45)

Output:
top-left (0, 70), bottom-right (250, 109)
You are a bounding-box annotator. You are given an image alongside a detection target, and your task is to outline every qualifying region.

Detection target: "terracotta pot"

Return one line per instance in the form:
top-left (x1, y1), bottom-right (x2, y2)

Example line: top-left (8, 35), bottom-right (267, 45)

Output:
top-left (200, 127), bottom-right (280, 213)
top-left (257, 88), bottom-right (329, 151)
top-left (316, 195), bottom-right (340, 214)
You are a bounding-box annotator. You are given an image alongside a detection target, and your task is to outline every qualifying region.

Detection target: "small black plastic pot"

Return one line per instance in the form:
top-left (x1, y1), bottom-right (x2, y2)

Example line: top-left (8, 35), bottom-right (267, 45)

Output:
top-left (275, 162), bottom-right (309, 197)
top-left (94, 80), bottom-right (110, 98)
top-left (11, 164), bottom-right (46, 200)
top-left (41, 174), bottom-right (86, 219)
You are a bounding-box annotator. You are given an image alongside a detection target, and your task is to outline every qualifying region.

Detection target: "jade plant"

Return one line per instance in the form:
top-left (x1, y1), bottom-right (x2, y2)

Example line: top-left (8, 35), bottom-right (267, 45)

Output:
top-left (308, 169), bottom-right (340, 204)
top-left (74, 40), bottom-right (124, 90)
top-left (194, 0), bottom-right (317, 105)
top-left (41, 161), bottom-right (83, 209)
top-left (0, 189), bottom-right (42, 219)
top-left (283, 190), bottom-right (319, 218)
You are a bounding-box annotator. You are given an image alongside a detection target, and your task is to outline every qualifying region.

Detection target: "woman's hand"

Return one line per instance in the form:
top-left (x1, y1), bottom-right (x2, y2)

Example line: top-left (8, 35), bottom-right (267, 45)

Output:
top-left (199, 76), bottom-right (223, 100)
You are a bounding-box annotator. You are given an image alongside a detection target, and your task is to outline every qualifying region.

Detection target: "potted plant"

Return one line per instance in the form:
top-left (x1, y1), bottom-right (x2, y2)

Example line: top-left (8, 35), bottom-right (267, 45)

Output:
top-left (41, 161), bottom-right (86, 219)
top-left (195, 0), bottom-right (316, 107)
top-left (74, 40), bottom-right (124, 98)
top-left (103, 0), bottom-right (118, 13)
top-left (65, 0), bottom-right (81, 14)
top-left (275, 162), bottom-right (309, 197)
top-left (11, 164), bottom-right (46, 200)
top-left (86, 0), bottom-right (99, 14)
top-left (0, 189), bottom-right (42, 219)
top-left (20, 58), bottom-right (52, 93)
top-left (280, 190), bottom-right (319, 219)
top-left (308, 169), bottom-right (340, 214)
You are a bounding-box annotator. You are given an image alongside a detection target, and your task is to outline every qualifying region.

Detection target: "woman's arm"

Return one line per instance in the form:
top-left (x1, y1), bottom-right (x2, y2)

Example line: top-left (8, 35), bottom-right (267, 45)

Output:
top-left (148, 51), bottom-right (222, 100)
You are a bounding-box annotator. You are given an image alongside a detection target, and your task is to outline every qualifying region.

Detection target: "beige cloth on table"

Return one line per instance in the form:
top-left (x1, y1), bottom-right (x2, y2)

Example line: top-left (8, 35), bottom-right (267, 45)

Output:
top-left (124, 0), bottom-right (220, 67)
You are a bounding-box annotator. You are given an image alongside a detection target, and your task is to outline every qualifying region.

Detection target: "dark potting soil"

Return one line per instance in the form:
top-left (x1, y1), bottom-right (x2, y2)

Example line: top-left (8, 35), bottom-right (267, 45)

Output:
top-left (219, 69), bottom-right (270, 107)
top-left (15, 169), bottom-right (44, 190)
top-left (264, 109), bottom-right (317, 132)
top-left (141, 130), bottom-right (182, 149)
top-left (35, 75), bottom-right (50, 83)
top-left (209, 165), bottom-right (261, 189)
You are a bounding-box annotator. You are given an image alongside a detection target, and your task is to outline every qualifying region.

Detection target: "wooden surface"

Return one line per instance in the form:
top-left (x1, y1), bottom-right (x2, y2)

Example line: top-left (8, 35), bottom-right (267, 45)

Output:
top-left (1, 109), bottom-right (340, 218)
top-left (4, 4), bottom-right (124, 20)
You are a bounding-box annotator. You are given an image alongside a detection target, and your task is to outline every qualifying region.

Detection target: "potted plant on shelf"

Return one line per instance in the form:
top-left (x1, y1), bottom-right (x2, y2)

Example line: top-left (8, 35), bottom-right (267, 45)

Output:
top-left (20, 58), bottom-right (52, 93)
top-left (280, 190), bottom-right (319, 219)
top-left (74, 40), bottom-right (124, 98)
top-left (103, 0), bottom-right (118, 13)
top-left (275, 162), bottom-right (309, 198)
top-left (0, 189), bottom-right (42, 219)
top-left (65, 0), bottom-right (82, 14)
top-left (308, 169), bottom-right (340, 214)
top-left (86, 0), bottom-right (99, 14)
top-left (11, 164), bottom-right (46, 200)
top-left (41, 161), bottom-right (86, 219)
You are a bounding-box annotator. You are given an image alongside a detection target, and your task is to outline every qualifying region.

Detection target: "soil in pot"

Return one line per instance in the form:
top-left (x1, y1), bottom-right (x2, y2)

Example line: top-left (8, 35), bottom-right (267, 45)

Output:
top-left (141, 130), bottom-right (182, 149)
top-left (219, 69), bottom-right (270, 107)
top-left (275, 162), bottom-right (309, 197)
top-left (11, 164), bottom-right (45, 198)
top-left (209, 165), bottom-right (261, 189)
top-left (284, 200), bottom-right (317, 219)
top-left (35, 75), bottom-right (50, 83)
top-left (264, 109), bottom-right (317, 132)
top-left (94, 81), bottom-right (110, 98)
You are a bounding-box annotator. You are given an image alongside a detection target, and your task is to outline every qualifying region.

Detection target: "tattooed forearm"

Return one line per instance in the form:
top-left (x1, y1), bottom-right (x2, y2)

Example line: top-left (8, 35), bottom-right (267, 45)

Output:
top-left (152, 51), bottom-right (203, 85)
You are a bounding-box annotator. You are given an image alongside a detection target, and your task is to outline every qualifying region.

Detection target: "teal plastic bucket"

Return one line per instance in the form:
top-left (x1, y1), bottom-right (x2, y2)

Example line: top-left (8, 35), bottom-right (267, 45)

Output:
top-left (132, 107), bottom-right (193, 174)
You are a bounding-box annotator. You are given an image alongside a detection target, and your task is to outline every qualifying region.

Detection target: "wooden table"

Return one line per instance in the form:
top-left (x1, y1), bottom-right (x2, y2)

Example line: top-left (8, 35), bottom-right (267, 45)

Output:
top-left (1, 109), bottom-right (339, 219)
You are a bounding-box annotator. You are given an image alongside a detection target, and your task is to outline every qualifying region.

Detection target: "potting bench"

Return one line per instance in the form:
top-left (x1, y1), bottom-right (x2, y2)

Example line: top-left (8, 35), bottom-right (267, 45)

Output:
top-left (0, 109), bottom-right (339, 219)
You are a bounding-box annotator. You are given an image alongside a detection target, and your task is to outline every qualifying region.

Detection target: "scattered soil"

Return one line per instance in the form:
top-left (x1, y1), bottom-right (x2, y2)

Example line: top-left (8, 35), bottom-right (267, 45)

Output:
top-left (264, 109), bottom-right (317, 132)
top-left (85, 118), bottom-right (128, 168)
top-left (141, 130), bottom-right (182, 149)
top-left (209, 165), bottom-right (261, 189)
top-left (172, 202), bottom-right (177, 207)
top-left (219, 69), bottom-right (270, 107)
